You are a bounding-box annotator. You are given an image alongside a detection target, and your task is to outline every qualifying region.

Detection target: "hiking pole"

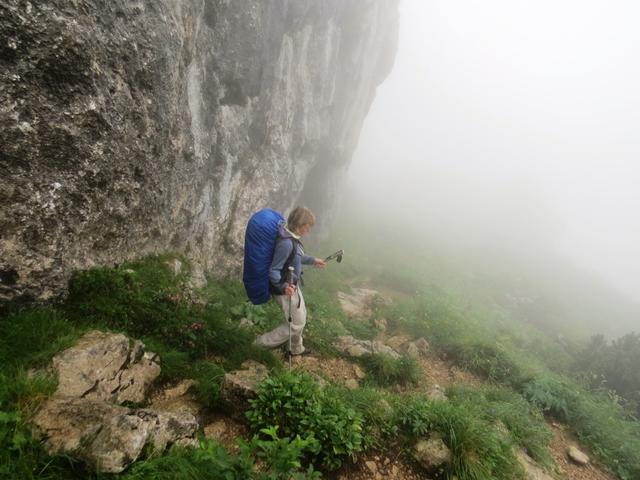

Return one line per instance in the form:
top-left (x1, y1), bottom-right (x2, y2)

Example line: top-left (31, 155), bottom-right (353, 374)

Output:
top-left (324, 249), bottom-right (344, 263)
top-left (287, 265), bottom-right (294, 370)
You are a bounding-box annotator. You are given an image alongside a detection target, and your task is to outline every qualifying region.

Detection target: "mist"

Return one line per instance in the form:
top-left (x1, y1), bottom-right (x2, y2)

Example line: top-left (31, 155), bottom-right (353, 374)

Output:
top-left (349, 0), bottom-right (640, 314)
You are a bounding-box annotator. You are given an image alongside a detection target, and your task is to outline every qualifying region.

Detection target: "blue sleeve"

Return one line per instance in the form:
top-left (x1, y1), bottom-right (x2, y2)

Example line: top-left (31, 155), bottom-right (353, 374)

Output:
top-left (301, 254), bottom-right (315, 265)
top-left (269, 239), bottom-right (293, 294)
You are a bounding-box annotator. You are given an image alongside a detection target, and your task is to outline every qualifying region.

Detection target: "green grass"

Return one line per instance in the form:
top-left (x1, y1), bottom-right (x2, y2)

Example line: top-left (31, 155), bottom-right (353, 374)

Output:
top-left (522, 374), bottom-right (640, 479)
top-left (361, 353), bottom-right (421, 387)
top-left (395, 395), bottom-right (523, 480)
top-left (191, 361), bottom-right (226, 408)
top-left (0, 308), bottom-right (78, 370)
top-left (327, 385), bottom-right (398, 449)
top-left (447, 385), bottom-right (552, 465)
top-left (1, 230), bottom-right (639, 480)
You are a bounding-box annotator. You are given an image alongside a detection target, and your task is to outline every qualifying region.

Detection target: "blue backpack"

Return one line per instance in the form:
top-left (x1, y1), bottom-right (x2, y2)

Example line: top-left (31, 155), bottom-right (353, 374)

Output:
top-left (243, 209), bottom-right (285, 304)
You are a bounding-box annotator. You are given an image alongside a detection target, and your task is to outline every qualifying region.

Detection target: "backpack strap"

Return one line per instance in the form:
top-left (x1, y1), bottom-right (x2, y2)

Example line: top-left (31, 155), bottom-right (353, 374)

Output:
top-left (282, 238), bottom-right (302, 284)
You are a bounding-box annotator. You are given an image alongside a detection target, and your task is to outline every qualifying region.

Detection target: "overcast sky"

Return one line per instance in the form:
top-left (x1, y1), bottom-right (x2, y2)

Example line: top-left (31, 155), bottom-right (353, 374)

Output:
top-left (350, 0), bottom-right (640, 303)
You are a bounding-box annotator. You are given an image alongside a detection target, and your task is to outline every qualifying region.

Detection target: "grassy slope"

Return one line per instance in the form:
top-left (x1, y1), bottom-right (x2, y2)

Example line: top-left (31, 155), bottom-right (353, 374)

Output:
top-left (1, 214), bottom-right (639, 479)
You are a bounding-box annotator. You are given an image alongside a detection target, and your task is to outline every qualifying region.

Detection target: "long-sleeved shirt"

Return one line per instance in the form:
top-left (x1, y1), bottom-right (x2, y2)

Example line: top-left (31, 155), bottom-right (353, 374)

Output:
top-left (269, 226), bottom-right (315, 294)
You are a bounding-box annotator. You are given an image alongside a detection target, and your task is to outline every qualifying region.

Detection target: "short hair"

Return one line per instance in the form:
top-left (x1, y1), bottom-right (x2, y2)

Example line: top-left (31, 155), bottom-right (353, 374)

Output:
top-left (287, 206), bottom-right (316, 231)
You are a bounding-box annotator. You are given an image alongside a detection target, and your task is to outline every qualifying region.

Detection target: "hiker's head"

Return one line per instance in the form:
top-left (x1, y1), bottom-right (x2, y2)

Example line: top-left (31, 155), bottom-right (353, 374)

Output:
top-left (287, 206), bottom-right (315, 236)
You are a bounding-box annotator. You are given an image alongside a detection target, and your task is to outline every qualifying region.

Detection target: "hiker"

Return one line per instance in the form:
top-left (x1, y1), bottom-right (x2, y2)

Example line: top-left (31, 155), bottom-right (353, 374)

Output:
top-left (254, 206), bottom-right (326, 355)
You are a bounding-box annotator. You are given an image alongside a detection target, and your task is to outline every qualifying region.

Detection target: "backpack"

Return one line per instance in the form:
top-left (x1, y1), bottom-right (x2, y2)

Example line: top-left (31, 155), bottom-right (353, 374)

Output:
top-left (242, 208), bottom-right (297, 305)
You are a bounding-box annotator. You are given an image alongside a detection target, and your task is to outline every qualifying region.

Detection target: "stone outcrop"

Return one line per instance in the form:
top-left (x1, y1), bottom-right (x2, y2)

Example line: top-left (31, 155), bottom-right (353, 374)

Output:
top-left (219, 360), bottom-right (269, 416)
top-left (337, 288), bottom-right (391, 317)
top-left (0, 0), bottom-right (399, 303)
top-left (31, 331), bottom-right (198, 473)
top-left (386, 335), bottom-right (430, 358)
top-left (52, 331), bottom-right (160, 404)
top-left (149, 379), bottom-right (201, 418)
top-left (333, 335), bottom-right (400, 359)
top-left (33, 398), bottom-right (198, 473)
top-left (515, 449), bottom-right (554, 480)
top-left (414, 433), bottom-right (452, 472)
top-left (426, 384), bottom-right (448, 402)
top-left (567, 445), bottom-right (590, 465)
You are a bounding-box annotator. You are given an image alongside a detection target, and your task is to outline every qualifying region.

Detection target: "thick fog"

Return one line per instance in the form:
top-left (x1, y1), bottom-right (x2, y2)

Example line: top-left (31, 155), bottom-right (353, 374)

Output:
top-left (350, 0), bottom-right (640, 304)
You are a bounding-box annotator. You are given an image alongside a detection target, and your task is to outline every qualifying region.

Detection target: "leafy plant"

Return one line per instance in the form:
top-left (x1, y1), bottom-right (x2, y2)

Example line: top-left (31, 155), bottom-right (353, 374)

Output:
top-left (243, 426), bottom-right (322, 479)
top-left (247, 371), bottom-right (363, 470)
top-left (230, 302), bottom-right (269, 329)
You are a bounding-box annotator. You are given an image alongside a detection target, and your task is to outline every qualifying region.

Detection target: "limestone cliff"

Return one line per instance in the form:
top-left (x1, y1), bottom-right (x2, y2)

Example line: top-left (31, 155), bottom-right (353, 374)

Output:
top-left (0, 0), bottom-right (398, 302)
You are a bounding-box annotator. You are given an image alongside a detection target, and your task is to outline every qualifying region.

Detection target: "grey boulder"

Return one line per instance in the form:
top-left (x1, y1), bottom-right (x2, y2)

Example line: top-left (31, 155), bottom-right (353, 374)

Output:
top-left (52, 331), bottom-right (160, 404)
top-left (32, 397), bottom-right (198, 474)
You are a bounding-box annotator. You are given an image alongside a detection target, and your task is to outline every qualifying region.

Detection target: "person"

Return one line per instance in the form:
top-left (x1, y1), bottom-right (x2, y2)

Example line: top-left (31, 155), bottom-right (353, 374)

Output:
top-left (255, 206), bottom-right (326, 355)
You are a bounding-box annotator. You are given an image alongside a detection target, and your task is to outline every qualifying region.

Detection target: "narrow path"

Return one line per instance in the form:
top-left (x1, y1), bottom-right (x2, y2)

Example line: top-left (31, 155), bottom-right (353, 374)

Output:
top-left (547, 421), bottom-right (616, 480)
top-left (337, 281), bottom-right (620, 480)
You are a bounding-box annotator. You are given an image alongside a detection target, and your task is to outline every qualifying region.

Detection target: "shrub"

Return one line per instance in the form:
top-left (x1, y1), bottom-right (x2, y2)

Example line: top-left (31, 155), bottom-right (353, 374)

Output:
top-left (246, 371), bottom-right (363, 470)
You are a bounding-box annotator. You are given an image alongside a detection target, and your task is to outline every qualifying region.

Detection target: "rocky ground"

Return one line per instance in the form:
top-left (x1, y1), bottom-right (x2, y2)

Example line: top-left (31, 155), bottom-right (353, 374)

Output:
top-left (29, 283), bottom-right (618, 479)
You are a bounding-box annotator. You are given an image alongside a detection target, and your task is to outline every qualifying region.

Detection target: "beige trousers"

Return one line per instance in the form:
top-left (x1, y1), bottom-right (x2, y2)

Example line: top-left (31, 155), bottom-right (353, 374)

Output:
top-left (255, 290), bottom-right (307, 354)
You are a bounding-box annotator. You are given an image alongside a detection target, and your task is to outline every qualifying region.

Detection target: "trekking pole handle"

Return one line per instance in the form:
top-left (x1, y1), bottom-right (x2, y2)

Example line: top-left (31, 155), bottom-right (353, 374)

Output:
top-left (287, 266), bottom-right (294, 285)
top-left (324, 249), bottom-right (344, 263)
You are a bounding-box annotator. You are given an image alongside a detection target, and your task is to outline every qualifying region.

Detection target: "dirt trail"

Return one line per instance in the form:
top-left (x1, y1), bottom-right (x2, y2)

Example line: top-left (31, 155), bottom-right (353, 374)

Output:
top-left (547, 421), bottom-right (616, 480)
top-left (337, 282), bottom-right (618, 480)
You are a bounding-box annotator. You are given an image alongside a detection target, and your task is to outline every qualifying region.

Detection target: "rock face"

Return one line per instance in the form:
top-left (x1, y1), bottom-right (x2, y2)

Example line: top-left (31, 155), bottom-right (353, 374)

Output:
top-left (32, 331), bottom-right (198, 473)
top-left (0, 0), bottom-right (399, 303)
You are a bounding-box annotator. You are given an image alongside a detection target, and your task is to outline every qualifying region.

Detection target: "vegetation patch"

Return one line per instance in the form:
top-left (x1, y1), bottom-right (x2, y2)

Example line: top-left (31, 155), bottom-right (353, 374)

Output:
top-left (361, 353), bottom-right (421, 387)
top-left (447, 385), bottom-right (552, 465)
top-left (395, 395), bottom-right (523, 480)
top-left (246, 371), bottom-right (364, 470)
top-left (522, 374), bottom-right (640, 479)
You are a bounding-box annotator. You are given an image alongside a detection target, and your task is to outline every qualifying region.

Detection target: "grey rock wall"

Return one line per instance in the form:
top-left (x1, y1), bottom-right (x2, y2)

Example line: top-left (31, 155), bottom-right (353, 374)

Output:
top-left (0, 0), bottom-right (398, 302)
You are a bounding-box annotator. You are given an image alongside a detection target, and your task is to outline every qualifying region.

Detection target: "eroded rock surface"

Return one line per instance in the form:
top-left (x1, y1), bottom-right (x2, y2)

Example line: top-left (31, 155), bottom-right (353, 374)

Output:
top-left (53, 331), bottom-right (160, 404)
top-left (0, 0), bottom-right (399, 303)
top-left (414, 433), bottom-right (452, 472)
top-left (33, 398), bottom-right (198, 473)
top-left (32, 331), bottom-right (198, 473)
top-left (567, 445), bottom-right (590, 465)
top-left (337, 288), bottom-right (391, 317)
top-left (334, 335), bottom-right (400, 359)
top-left (515, 449), bottom-right (555, 480)
top-left (219, 360), bottom-right (269, 416)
